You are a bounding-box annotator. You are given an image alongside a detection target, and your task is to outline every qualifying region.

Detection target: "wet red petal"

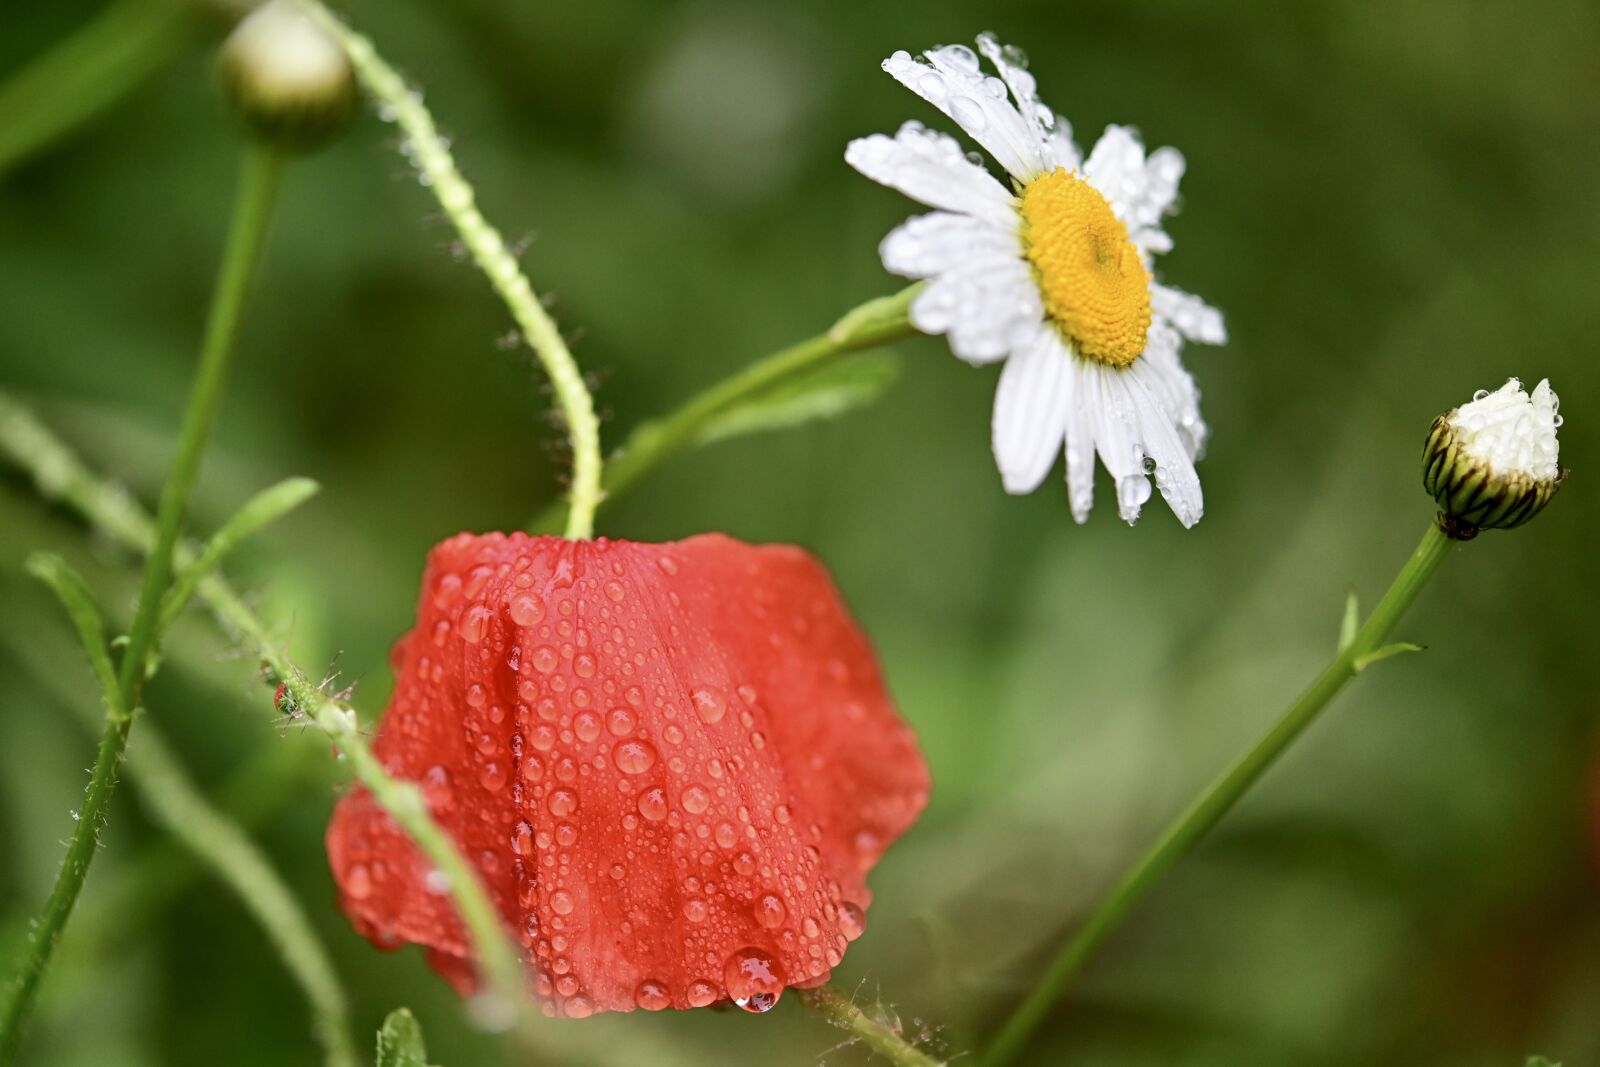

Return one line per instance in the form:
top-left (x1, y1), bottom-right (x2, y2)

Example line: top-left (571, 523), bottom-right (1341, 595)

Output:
top-left (326, 532), bottom-right (930, 1015)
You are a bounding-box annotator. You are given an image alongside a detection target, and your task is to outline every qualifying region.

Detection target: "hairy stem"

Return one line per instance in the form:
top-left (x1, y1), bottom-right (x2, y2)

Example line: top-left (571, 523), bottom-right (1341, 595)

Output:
top-left (531, 285), bottom-right (919, 533)
top-left (0, 144), bottom-right (282, 1059)
top-left (803, 985), bottom-right (946, 1067)
top-left (981, 521), bottom-right (1456, 1067)
top-left (296, 0), bottom-right (602, 540)
top-left (0, 390), bottom-right (530, 1025)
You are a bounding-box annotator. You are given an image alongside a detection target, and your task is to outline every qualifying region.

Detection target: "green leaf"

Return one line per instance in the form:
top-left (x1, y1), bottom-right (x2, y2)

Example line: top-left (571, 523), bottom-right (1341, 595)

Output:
top-left (692, 351), bottom-right (901, 447)
top-left (26, 552), bottom-right (123, 717)
top-left (1352, 641), bottom-right (1425, 673)
top-left (375, 1008), bottom-right (436, 1067)
top-left (156, 477), bottom-right (319, 636)
top-left (1525, 1058), bottom-right (1561, 1067)
top-left (1337, 588), bottom-right (1359, 653)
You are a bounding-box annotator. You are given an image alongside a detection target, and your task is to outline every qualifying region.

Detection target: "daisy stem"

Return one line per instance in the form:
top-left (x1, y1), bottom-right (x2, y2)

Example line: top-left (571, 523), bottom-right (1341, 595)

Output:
top-left (982, 519), bottom-right (1456, 1067)
top-left (0, 141), bottom-right (282, 1060)
top-left (0, 390), bottom-right (532, 1026)
top-left (295, 0), bottom-right (603, 542)
top-left (803, 986), bottom-right (945, 1067)
top-left (529, 284), bottom-right (920, 533)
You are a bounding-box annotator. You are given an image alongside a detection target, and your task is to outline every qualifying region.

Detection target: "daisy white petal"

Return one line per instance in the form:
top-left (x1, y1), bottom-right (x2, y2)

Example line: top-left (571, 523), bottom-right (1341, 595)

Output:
top-left (1084, 127), bottom-right (1185, 235)
top-left (1131, 324), bottom-right (1208, 459)
top-left (852, 35), bottom-right (1225, 527)
top-left (1125, 369), bottom-right (1204, 528)
top-left (883, 46), bottom-right (1049, 182)
top-left (880, 211), bottom-right (1024, 279)
top-left (1151, 283), bottom-right (1227, 345)
top-left (991, 327), bottom-right (1075, 493)
top-left (1063, 362), bottom-right (1096, 523)
top-left (1080, 363), bottom-right (1153, 524)
top-left (911, 259), bottom-right (1042, 364)
top-left (845, 122), bottom-right (1017, 227)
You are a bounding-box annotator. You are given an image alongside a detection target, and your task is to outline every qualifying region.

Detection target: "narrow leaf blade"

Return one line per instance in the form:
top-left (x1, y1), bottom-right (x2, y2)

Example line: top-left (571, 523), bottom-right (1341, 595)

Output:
top-left (157, 477), bottom-right (319, 635)
top-left (692, 351), bottom-right (901, 447)
top-left (25, 552), bottom-right (122, 713)
top-left (1352, 641), bottom-right (1425, 673)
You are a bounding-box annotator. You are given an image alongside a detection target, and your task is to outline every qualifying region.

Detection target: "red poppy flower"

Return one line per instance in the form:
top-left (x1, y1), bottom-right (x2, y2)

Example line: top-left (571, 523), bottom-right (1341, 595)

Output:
top-left (326, 532), bottom-right (930, 1016)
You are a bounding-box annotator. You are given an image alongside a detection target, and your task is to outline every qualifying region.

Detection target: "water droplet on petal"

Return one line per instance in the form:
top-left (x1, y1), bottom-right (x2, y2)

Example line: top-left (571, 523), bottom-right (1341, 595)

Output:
top-left (682, 785), bottom-right (710, 814)
top-left (949, 96), bottom-right (987, 133)
top-left (508, 593), bottom-right (545, 626)
top-left (691, 687), bottom-right (726, 724)
top-left (839, 901), bottom-right (866, 941)
top-left (638, 787), bottom-right (668, 821)
top-left (635, 979), bottom-right (672, 1010)
top-left (461, 605), bottom-right (491, 643)
top-left (754, 893), bottom-right (787, 929)
top-left (724, 947), bottom-right (784, 1013)
top-left (613, 739), bottom-right (658, 775)
top-left (685, 980), bottom-right (719, 1008)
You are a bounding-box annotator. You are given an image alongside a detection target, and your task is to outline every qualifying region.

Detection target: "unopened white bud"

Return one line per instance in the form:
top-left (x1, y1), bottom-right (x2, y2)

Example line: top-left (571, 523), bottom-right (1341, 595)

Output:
top-left (220, 0), bottom-right (354, 151)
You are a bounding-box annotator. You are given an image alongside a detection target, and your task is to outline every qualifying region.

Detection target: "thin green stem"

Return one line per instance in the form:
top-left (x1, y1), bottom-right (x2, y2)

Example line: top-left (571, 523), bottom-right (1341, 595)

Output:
top-left (0, 144), bottom-right (283, 1059)
top-left (296, 0), bottom-right (602, 540)
top-left (803, 985), bottom-right (946, 1067)
top-left (0, 0), bottom-right (196, 178)
top-left (0, 391), bottom-right (530, 1024)
top-left (130, 726), bottom-right (358, 1067)
top-left (981, 521), bottom-right (1457, 1067)
top-left (1, 598), bottom-right (357, 1067)
top-left (116, 142), bottom-right (283, 701)
top-left (531, 285), bottom-right (919, 533)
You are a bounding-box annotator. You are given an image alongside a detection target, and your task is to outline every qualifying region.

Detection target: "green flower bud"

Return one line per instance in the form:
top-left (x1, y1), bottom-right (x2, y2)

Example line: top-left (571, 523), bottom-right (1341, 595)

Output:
top-left (1423, 377), bottom-right (1565, 540)
top-left (219, 0), bottom-right (354, 151)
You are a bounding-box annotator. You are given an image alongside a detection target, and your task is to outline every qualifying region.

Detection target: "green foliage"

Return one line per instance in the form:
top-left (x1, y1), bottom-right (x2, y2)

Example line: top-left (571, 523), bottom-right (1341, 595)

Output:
top-left (25, 553), bottom-right (121, 713)
top-left (1525, 1058), bottom-right (1561, 1067)
top-left (693, 350), bottom-right (901, 447)
top-left (155, 476), bottom-right (320, 636)
top-left (1351, 641), bottom-right (1426, 673)
top-left (375, 1009), bottom-right (436, 1067)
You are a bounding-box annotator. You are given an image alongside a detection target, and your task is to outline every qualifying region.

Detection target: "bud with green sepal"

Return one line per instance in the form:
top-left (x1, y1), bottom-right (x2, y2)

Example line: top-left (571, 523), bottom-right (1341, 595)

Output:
top-left (1423, 377), bottom-right (1566, 540)
top-left (219, 0), bottom-right (354, 151)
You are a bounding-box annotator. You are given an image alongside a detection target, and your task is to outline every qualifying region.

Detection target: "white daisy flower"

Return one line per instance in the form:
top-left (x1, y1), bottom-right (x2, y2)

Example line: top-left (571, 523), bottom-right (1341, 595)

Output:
top-left (846, 33), bottom-right (1226, 527)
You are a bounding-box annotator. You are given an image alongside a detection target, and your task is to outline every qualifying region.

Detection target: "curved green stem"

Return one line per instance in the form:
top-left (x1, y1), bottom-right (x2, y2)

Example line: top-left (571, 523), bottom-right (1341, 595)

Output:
top-left (0, 391), bottom-right (530, 1026)
top-left (0, 0), bottom-right (197, 179)
top-left (297, 0), bottom-right (602, 541)
top-left (531, 285), bottom-right (919, 533)
top-left (803, 985), bottom-right (946, 1067)
top-left (0, 144), bottom-right (282, 1059)
top-left (981, 520), bottom-right (1456, 1067)
top-left (130, 725), bottom-right (359, 1067)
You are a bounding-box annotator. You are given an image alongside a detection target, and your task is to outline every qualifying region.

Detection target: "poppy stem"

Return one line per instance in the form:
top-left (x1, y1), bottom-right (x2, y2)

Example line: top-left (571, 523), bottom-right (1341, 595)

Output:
top-left (0, 389), bottom-right (533, 1032)
top-left (803, 985), bottom-right (946, 1067)
top-left (295, 0), bottom-right (604, 541)
top-left (981, 521), bottom-right (1457, 1067)
top-left (0, 141), bottom-right (283, 1059)
top-left (528, 284), bottom-right (921, 534)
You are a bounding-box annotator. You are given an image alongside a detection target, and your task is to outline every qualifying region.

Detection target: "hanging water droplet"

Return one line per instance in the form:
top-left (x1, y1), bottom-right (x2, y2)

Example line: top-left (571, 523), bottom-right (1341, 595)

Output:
top-left (724, 946), bottom-right (784, 1013)
top-left (635, 979), bottom-right (672, 1011)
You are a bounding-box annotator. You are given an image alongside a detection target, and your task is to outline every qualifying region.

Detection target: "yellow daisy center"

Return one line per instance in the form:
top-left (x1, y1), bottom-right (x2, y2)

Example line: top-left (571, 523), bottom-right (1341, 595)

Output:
top-left (1019, 168), bottom-right (1152, 367)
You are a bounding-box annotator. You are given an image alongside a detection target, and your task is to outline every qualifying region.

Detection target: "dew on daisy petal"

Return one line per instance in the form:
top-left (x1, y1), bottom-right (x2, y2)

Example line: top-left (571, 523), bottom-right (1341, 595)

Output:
top-left (847, 33), bottom-right (1224, 527)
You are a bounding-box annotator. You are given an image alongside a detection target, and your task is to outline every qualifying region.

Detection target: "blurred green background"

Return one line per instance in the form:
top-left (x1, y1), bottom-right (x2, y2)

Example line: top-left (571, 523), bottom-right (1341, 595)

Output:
top-left (2, 0), bottom-right (1597, 1064)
